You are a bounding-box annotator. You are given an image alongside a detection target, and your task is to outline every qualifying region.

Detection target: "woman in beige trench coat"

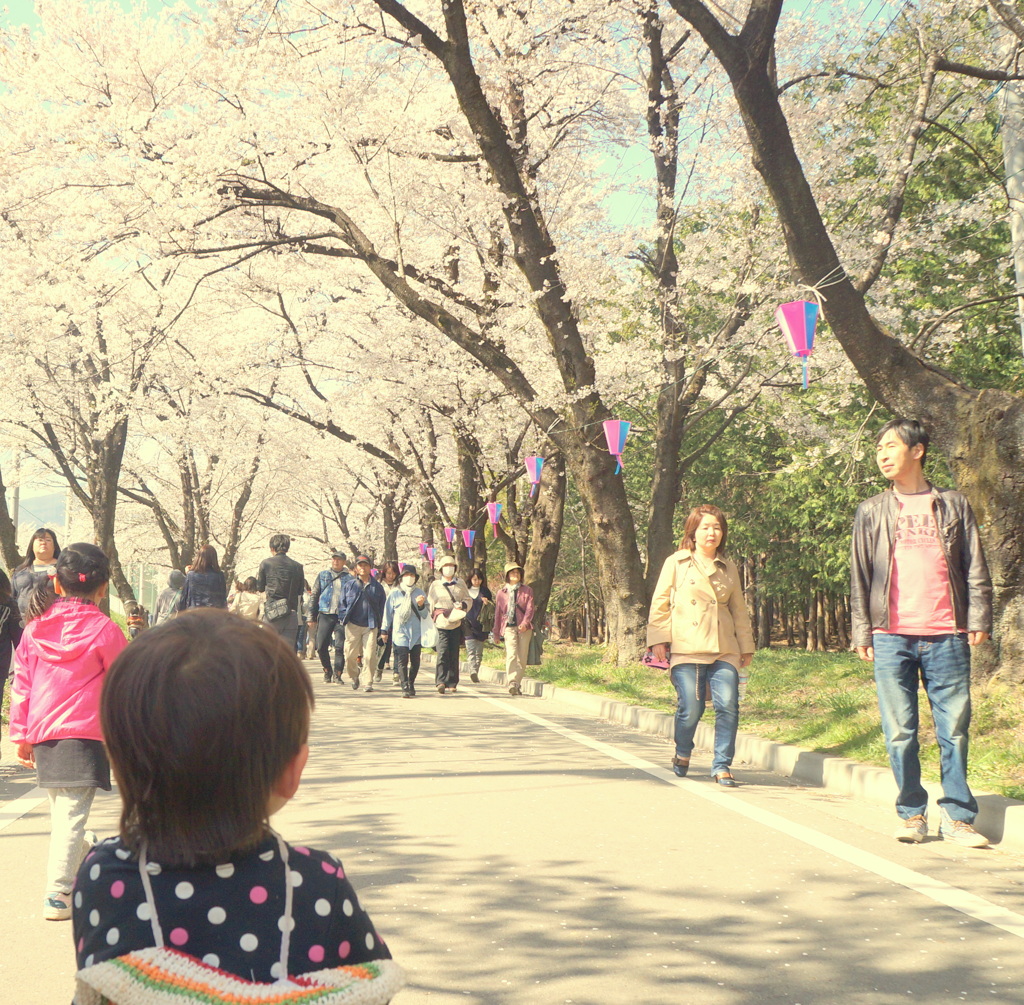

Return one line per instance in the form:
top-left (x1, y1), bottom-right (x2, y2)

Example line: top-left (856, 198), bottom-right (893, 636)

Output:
top-left (647, 505), bottom-right (754, 786)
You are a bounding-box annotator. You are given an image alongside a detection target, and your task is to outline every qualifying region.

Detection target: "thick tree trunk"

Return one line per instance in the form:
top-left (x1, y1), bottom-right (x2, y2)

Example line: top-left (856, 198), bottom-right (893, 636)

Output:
top-left (381, 494), bottom-right (400, 564)
top-left (562, 441), bottom-right (649, 663)
top-left (523, 452), bottom-right (566, 660)
top-left (670, 0), bottom-right (1024, 678)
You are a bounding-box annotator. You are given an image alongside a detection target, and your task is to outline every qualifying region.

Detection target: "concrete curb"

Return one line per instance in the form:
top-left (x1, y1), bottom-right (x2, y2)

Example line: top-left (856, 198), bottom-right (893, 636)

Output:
top-left (474, 662), bottom-right (1024, 852)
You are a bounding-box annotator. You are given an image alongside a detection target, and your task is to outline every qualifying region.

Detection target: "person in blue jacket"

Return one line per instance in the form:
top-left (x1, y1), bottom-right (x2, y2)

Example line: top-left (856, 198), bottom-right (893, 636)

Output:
top-left (308, 551), bottom-right (353, 684)
top-left (336, 556), bottom-right (386, 692)
top-left (380, 565), bottom-right (429, 698)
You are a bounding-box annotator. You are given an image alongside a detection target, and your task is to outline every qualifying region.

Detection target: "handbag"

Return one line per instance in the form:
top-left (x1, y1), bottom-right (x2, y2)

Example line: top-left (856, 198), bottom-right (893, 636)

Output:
top-left (432, 582), bottom-right (466, 631)
top-left (264, 596), bottom-right (289, 621)
top-left (641, 648), bottom-right (670, 670)
top-left (74, 832), bottom-right (404, 1005)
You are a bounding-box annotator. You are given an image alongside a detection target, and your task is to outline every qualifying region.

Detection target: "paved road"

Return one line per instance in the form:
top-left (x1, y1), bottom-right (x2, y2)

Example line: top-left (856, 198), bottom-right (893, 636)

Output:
top-left (3, 666), bottom-right (1024, 1004)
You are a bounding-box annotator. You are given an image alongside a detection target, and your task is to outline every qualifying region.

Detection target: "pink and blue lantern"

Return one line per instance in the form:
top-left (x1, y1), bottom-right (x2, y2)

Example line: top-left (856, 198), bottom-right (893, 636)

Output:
top-left (603, 419), bottom-right (630, 474)
top-left (444, 526), bottom-right (456, 548)
top-left (419, 542), bottom-right (429, 557)
top-left (486, 501), bottom-right (503, 538)
top-left (426, 546), bottom-right (436, 568)
top-left (774, 300), bottom-right (818, 389)
top-left (462, 529), bottom-right (476, 564)
top-left (525, 455), bottom-right (544, 497)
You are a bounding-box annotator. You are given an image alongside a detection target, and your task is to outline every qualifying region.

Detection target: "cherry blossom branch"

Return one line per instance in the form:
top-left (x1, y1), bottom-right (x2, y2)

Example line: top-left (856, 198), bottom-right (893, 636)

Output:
top-left (855, 54), bottom-right (939, 294)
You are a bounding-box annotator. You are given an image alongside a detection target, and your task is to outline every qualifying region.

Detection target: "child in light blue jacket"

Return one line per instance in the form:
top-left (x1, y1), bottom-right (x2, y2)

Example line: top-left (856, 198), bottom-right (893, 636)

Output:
top-left (381, 566), bottom-right (429, 697)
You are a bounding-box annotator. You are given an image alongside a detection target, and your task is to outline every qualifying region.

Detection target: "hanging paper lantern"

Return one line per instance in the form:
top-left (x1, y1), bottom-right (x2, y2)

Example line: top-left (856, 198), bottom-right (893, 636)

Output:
top-left (419, 542), bottom-right (428, 557)
top-left (525, 455), bottom-right (544, 497)
top-left (370, 568), bottom-right (379, 578)
top-left (444, 526), bottom-right (456, 547)
top-left (462, 529), bottom-right (476, 564)
top-left (602, 419), bottom-right (631, 475)
top-left (486, 501), bottom-right (503, 538)
top-left (426, 546), bottom-right (436, 568)
top-left (774, 300), bottom-right (819, 389)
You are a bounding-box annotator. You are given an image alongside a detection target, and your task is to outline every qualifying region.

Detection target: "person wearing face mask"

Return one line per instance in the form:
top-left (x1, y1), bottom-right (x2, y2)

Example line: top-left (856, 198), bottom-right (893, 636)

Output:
top-left (491, 562), bottom-right (535, 696)
top-left (380, 565), bottom-right (430, 697)
top-left (426, 555), bottom-right (471, 694)
top-left (647, 505), bottom-right (754, 786)
top-left (463, 569), bottom-right (493, 684)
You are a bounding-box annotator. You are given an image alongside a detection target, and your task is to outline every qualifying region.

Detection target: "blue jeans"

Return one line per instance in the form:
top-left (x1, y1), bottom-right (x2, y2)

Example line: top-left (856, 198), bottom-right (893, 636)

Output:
top-left (872, 633), bottom-right (977, 823)
top-left (670, 661), bottom-right (739, 774)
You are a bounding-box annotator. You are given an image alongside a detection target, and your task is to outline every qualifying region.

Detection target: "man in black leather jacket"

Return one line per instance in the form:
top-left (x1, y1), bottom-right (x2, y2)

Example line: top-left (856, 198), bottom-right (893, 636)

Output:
top-left (850, 419), bottom-right (991, 848)
top-left (257, 534), bottom-right (305, 649)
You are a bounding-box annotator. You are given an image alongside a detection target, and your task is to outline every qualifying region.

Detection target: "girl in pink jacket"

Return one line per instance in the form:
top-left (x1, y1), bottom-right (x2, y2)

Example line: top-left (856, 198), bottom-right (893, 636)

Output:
top-left (8, 543), bottom-right (127, 921)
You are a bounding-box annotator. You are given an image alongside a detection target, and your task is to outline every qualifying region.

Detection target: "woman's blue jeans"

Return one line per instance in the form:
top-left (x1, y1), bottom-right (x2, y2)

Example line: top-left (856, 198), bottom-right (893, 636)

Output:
top-left (871, 632), bottom-right (977, 823)
top-left (670, 660), bottom-right (739, 774)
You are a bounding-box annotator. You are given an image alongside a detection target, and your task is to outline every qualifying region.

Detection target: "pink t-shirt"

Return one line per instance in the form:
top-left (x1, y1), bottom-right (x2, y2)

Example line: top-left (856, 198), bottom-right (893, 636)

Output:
top-left (882, 490), bottom-right (957, 636)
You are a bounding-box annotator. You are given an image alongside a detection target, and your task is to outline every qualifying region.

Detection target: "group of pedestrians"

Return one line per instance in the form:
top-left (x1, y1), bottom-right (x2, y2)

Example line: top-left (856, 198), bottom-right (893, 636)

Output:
top-left (304, 549), bottom-right (535, 698)
top-left (647, 417), bottom-right (992, 849)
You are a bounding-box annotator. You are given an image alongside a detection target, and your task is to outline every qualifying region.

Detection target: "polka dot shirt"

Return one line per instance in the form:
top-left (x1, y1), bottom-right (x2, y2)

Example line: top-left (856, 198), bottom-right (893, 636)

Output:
top-left (72, 835), bottom-right (391, 981)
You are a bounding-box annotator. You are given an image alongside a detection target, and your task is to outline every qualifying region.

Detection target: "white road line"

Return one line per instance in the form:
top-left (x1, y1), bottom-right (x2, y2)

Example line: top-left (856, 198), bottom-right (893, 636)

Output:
top-left (473, 690), bottom-right (1024, 941)
top-left (0, 786), bottom-right (45, 832)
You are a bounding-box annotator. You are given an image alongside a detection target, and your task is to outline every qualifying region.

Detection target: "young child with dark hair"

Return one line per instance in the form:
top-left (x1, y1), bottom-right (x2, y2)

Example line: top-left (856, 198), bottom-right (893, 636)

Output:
top-left (72, 609), bottom-right (402, 1003)
top-left (8, 542), bottom-right (127, 921)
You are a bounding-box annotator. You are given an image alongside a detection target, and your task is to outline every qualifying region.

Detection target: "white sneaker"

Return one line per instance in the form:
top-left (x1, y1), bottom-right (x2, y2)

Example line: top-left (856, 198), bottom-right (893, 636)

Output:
top-left (43, 892), bottom-right (72, 921)
top-left (939, 811), bottom-right (989, 848)
top-left (894, 814), bottom-right (927, 843)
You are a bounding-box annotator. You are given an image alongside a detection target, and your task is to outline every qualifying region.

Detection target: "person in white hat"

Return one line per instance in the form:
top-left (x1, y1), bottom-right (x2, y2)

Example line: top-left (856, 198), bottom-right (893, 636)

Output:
top-left (427, 554), bottom-right (470, 693)
top-left (491, 562), bottom-right (535, 696)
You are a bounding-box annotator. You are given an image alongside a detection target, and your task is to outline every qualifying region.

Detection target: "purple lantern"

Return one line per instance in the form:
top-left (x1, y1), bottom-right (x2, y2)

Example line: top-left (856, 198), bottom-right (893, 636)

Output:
top-left (774, 300), bottom-right (819, 389)
top-left (444, 526), bottom-right (456, 547)
top-left (419, 541), bottom-right (428, 557)
top-left (486, 501), bottom-right (503, 538)
top-left (462, 529), bottom-right (476, 564)
top-left (603, 419), bottom-right (631, 475)
top-left (525, 455), bottom-right (544, 498)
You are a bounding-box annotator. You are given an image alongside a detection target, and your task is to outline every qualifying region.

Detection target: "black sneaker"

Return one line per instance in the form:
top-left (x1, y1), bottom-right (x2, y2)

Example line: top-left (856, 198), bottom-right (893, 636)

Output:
top-left (351, 674), bottom-right (360, 691)
top-left (469, 671), bottom-right (479, 683)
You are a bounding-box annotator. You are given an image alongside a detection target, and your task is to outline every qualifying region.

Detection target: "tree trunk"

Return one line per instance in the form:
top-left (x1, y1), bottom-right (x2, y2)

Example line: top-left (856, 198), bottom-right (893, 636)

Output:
top-left (0, 461), bottom-right (20, 573)
top-left (221, 431), bottom-right (266, 588)
top-left (523, 452), bottom-right (566, 662)
top-left (454, 433), bottom-right (485, 573)
top-left (670, 0), bottom-right (1024, 677)
top-left (91, 417), bottom-right (135, 612)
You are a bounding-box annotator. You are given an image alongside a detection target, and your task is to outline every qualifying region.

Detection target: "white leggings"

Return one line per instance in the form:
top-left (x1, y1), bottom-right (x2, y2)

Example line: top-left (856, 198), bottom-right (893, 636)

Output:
top-left (46, 786), bottom-right (96, 894)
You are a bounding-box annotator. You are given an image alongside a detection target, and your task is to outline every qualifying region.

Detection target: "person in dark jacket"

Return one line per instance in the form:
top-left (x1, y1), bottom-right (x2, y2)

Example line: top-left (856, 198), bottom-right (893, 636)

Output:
top-left (463, 568), bottom-right (493, 684)
top-left (258, 534), bottom-right (305, 649)
top-left (0, 569), bottom-right (24, 709)
top-left (851, 418), bottom-right (991, 848)
top-left (336, 557), bottom-right (386, 692)
top-left (11, 527), bottom-right (61, 624)
top-left (152, 570), bottom-right (185, 625)
top-left (178, 545), bottom-right (228, 612)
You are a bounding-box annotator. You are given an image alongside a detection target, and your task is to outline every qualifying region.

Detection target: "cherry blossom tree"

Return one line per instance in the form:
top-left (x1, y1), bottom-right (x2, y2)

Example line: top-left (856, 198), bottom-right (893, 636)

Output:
top-left (664, 0), bottom-right (1024, 675)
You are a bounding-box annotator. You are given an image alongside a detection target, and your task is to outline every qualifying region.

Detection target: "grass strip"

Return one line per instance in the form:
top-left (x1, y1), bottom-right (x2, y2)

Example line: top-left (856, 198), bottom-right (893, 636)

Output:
top-left (483, 641), bottom-right (1024, 802)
